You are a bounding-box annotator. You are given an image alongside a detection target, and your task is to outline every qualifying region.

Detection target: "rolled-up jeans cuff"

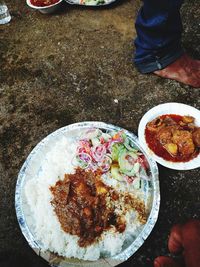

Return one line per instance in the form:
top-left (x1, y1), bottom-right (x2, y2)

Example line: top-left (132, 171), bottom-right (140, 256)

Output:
top-left (134, 48), bottom-right (184, 74)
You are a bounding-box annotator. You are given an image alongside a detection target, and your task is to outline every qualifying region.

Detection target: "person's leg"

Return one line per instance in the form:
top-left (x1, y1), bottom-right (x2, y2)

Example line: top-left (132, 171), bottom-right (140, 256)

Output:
top-left (134, 0), bottom-right (200, 88)
top-left (134, 0), bottom-right (184, 73)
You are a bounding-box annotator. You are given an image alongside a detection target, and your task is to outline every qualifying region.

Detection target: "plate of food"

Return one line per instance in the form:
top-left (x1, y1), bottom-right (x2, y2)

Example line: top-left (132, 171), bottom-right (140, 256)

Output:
top-left (138, 103), bottom-right (200, 170)
top-left (65, 0), bottom-right (117, 6)
top-left (15, 122), bottom-right (159, 267)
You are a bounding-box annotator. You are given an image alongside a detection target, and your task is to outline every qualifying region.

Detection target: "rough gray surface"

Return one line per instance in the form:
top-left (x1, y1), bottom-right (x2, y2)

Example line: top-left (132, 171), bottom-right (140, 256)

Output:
top-left (0, 0), bottom-right (199, 266)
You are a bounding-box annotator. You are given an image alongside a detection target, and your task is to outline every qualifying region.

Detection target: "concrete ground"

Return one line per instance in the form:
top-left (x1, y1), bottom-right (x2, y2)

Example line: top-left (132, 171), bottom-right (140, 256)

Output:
top-left (0, 0), bottom-right (199, 266)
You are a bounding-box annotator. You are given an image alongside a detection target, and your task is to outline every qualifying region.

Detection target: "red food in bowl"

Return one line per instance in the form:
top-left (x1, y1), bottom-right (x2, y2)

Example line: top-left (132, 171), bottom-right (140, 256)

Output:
top-left (145, 114), bottom-right (200, 162)
top-left (30, 0), bottom-right (60, 7)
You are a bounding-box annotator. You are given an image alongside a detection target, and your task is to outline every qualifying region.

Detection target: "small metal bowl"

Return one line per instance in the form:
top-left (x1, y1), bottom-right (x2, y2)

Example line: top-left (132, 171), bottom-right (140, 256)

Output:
top-left (26, 0), bottom-right (63, 14)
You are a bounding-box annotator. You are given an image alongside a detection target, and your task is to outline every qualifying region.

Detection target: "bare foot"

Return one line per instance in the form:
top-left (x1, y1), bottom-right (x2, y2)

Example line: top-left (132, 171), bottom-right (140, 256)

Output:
top-left (154, 54), bottom-right (200, 88)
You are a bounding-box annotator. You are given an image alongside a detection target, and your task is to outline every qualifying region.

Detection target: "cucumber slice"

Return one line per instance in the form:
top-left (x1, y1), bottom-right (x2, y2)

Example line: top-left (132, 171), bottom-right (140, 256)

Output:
top-left (124, 138), bottom-right (138, 152)
top-left (118, 149), bottom-right (139, 176)
top-left (124, 162), bottom-right (140, 177)
top-left (111, 164), bottom-right (124, 181)
top-left (133, 162), bottom-right (140, 173)
top-left (132, 177), bottom-right (141, 189)
top-left (111, 143), bottom-right (124, 161)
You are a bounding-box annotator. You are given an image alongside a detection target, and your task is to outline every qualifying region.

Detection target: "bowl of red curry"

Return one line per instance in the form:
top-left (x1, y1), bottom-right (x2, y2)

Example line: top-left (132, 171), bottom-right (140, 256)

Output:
top-left (26, 0), bottom-right (63, 14)
top-left (138, 103), bottom-right (200, 170)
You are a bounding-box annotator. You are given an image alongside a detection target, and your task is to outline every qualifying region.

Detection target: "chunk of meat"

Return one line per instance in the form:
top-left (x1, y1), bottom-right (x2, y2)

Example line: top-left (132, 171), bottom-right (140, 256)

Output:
top-left (146, 117), bottom-right (164, 132)
top-left (193, 128), bottom-right (200, 147)
top-left (156, 126), bottom-right (173, 145)
top-left (147, 116), bottom-right (178, 133)
top-left (179, 120), bottom-right (195, 130)
top-left (163, 116), bottom-right (177, 126)
top-left (172, 130), bottom-right (195, 156)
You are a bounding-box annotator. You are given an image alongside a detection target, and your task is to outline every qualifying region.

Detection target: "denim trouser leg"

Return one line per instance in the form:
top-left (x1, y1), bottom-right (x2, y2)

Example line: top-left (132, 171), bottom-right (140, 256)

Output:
top-left (134, 0), bottom-right (184, 73)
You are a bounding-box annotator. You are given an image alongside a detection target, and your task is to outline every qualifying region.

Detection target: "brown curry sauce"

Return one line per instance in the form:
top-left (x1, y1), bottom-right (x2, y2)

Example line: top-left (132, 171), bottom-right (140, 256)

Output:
top-left (50, 168), bottom-right (146, 247)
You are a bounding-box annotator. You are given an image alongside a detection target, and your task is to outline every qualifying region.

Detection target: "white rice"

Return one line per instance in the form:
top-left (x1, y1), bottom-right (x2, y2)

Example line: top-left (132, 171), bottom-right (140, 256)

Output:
top-left (25, 136), bottom-right (145, 261)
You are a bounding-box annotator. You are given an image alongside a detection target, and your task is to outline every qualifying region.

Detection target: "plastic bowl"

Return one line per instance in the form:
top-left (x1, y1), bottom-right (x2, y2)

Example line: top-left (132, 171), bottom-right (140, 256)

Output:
top-left (26, 0), bottom-right (63, 14)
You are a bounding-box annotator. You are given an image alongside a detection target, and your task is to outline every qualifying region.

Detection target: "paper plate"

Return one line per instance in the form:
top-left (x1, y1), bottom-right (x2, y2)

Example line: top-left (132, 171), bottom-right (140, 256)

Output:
top-left (65, 0), bottom-right (117, 6)
top-left (138, 103), bottom-right (200, 170)
top-left (15, 121), bottom-right (160, 267)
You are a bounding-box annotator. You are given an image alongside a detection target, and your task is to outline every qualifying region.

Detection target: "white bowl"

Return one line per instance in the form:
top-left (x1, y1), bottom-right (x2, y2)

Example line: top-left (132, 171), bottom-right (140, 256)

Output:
top-left (138, 103), bottom-right (200, 170)
top-left (26, 0), bottom-right (63, 14)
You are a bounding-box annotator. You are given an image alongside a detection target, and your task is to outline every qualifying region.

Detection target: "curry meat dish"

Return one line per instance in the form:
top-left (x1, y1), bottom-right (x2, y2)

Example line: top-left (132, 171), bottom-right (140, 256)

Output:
top-left (50, 168), bottom-right (146, 247)
top-left (145, 114), bottom-right (200, 162)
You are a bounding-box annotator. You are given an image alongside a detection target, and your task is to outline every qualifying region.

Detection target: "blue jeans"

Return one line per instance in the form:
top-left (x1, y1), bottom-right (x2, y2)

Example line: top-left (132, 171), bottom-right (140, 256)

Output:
top-left (134, 0), bottom-right (184, 73)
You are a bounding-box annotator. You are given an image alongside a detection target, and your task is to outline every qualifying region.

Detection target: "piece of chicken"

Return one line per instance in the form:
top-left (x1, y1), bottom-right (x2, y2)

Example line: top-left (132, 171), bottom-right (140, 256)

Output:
top-left (163, 116), bottom-right (177, 126)
top-left (172, 130), bottom-right (195, 156)
top-left (179, 116), bottom-right (195, 130)
top-left (156, 126), bottom-right (175, 145)
top-left (146, 117), bottom-right (164, 132)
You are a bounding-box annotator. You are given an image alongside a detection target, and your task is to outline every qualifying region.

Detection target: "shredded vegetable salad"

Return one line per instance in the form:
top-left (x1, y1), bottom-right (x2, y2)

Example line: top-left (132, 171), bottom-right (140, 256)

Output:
top-left (73, 129), bottom-right (150, 189)
top-left (79, 0), bottom-right (110, 5)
